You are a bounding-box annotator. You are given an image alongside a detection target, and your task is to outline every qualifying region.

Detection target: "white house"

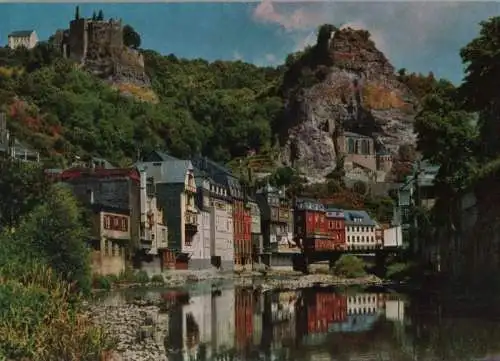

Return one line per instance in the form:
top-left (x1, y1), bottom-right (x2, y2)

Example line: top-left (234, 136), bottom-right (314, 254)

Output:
top-left (383, 225), bottom-right (404, 248)
top-left (8, 30), bottom-right (38, 50)
top-left (344, 210), bottom-right (379, 250)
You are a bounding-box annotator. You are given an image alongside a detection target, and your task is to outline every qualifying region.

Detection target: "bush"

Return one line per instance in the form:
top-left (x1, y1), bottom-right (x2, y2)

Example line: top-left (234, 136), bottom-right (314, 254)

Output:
top-left (92, 274), bottom-right (112, 291)
top-left (118, 267), bottom-right (136, 283)
top-left (150, 274), bottom-right (164, 284)
top-left (134, 270), bottom-right (150, 284)
top-left (332, 255), bottom-right (367, 278)
top-left (14, 184), bottom-right (92, 294)
top-left (386, 262), bottom-right (418, 282)
top-left (0, 264), bottom-right (113, 360)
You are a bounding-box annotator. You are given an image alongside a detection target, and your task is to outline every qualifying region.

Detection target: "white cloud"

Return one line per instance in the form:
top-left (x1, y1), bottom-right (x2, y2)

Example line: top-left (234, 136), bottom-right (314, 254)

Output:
top-left (252, 0), bottom-right (327, 31)
top-left (232, 50), bottom-right (243, 61)
top-left (265, 53), bottom-right (277, 62)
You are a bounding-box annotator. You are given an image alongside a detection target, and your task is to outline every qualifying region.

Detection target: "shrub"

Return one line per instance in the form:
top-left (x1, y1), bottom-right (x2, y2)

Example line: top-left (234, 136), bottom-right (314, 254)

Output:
top-left (386, 262), bottom-right (417, 282)
top-left (118, 267), bottom-right (136, 283)
top-left (92, 274), bottom-right (112, 291)
top-left (134, 270), bottom-right (150, 284)
top-left (0, 264), bottom-right (113, 360)
top-left (13, 184), bottom-right (92, 294)
top-left (150, 274), bottom-right (164, 284)
top-left (332, 255), bottom-right (367, 278)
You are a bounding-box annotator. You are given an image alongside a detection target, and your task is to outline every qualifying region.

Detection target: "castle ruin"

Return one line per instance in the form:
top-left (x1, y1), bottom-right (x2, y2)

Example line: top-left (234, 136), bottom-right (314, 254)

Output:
top-left (54, 12), bottom-right (150, 87)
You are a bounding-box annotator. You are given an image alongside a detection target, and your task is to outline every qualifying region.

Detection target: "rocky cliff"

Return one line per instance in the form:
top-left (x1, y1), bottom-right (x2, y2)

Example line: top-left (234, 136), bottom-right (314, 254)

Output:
top-left (280, 25), bottom-right (418, 179)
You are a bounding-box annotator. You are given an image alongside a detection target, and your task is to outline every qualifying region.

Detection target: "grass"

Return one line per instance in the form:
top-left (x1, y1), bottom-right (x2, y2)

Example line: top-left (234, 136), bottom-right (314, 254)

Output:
top-left (91, 268), bottom-right (154, 290)
top-left (0, 263), bottom-right (114, 361)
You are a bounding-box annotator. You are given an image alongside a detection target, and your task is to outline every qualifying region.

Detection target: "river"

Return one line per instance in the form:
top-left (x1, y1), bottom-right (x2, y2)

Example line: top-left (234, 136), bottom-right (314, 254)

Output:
top-left (95, 283), bottom-right (500, 361)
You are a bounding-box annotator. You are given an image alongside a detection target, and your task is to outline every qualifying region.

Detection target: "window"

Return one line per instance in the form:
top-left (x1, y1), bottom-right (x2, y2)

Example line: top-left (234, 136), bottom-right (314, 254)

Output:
top-left (347, 138), bottom-right (355, 153)
top-left (104, 215), bottom-right (111, 229)
top-left (113, 216), bottom-right (119, 229)
top-left (121, 218), bottom-right (128, 232)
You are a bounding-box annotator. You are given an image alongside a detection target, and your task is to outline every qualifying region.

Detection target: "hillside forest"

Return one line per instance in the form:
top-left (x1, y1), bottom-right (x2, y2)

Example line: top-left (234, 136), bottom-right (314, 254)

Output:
top-left (0, 14), bottom-right (499, 223)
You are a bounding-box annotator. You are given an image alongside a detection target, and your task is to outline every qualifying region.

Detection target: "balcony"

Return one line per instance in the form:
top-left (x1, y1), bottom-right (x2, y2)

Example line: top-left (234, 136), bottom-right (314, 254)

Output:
top-left (185, 211), bottom-right (198, 233)
top-left (186, 203), bottom-right (197, 213)
top-left (157, 225), bottom-right (168, 249)
top-left (186, 183), bottom-right (197, 194)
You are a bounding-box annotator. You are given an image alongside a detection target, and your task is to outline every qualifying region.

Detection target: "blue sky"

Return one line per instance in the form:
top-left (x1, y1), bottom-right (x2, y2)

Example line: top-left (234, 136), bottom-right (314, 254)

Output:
top-left (1, 2), bottom-right (499, 84)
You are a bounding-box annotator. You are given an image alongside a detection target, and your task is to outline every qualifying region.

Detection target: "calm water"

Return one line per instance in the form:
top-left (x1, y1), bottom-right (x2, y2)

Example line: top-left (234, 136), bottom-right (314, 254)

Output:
top-left (101, 284), bottom-right (500, 361)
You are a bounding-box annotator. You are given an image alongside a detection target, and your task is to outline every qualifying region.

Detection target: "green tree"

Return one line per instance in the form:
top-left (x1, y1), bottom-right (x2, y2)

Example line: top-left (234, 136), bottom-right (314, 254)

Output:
top-left (352, 180), bottom-right (368, 195)
top-left (97, 10), bottom-right (104, 21)
top-left (123, 24), bottom-right (141, 49)
top-left (460, 16), bottom-right (500, 158)
top-left (14, 183), bottom-right (91, 294)
top-left (0, 159), bottom-right (50, 231)
top-left (414, 81), bottom-right (478, 193)
top-left (75, 5), bottom-right (80, 20)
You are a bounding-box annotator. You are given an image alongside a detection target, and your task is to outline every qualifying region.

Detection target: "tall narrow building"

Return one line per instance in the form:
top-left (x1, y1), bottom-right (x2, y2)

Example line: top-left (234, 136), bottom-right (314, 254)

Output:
top-left (192, 156), bottom-right (252, 270)
top-left (139, 151), bottom-right (198, 269)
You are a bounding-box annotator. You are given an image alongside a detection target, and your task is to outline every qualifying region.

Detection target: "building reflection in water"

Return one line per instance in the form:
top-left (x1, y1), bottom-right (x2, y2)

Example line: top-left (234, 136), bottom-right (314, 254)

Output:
top-left (163, 287), bottom-right (407, 361)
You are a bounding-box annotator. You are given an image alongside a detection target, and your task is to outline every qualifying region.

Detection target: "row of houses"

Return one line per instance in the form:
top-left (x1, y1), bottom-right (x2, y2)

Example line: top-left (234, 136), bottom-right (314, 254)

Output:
top-left (46, 150), bottom-right (402, 276)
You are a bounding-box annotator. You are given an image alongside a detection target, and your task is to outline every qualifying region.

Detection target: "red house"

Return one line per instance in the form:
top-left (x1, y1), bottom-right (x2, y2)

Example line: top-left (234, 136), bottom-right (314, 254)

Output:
top-left (235, 288), bottom-right (254, 350)
top-left (233, 197), bottom-right (252, 268)
top-left (294, 198), bottom-right (329, 252)
top-left (325, 207), bottom-right (346, 250)
top-left (307, 292), bottom-right (347, 334)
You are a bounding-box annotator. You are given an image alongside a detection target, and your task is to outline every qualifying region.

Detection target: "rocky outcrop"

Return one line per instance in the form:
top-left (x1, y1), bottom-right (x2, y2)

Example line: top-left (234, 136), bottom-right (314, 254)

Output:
top-left (281, 26), bottom-right (418, 178)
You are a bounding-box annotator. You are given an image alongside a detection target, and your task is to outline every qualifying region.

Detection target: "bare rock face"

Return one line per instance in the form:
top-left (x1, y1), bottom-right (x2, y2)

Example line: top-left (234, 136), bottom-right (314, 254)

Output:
top-left (281, 27), bottom-right (418, 178)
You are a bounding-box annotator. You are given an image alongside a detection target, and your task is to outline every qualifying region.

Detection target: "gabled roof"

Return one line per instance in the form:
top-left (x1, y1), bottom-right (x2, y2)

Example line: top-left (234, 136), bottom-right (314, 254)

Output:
top-left (61, 167), bottom-right (140, 182)
top-left (8, 30), bottom-right (35, 38)
top-left (343, 209), bottom-right (376, 226)
top-left (142, 150), bottom-right (179, 162)
top-left (137, 159), bottom-right (194, 184)
top-left (344, 131), bottom-right (372, 139)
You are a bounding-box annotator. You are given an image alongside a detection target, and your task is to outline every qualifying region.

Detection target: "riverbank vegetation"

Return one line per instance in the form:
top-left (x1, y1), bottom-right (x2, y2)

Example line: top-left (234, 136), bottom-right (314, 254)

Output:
top-left (0, 159), bottom-right (112, 360)
top-left (410, 17), bottom-right (500, 276)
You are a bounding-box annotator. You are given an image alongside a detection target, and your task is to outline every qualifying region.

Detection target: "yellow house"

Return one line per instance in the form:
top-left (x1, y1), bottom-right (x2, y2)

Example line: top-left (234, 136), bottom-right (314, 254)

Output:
top-left (89, 204), bottom-right (130, 276)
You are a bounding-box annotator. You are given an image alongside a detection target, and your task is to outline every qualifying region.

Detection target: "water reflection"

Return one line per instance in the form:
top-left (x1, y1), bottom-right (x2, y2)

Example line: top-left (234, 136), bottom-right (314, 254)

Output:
top-left (98, 284), bottom-right (500, 361)
top-left (162, 287), bottom-right (412, 361)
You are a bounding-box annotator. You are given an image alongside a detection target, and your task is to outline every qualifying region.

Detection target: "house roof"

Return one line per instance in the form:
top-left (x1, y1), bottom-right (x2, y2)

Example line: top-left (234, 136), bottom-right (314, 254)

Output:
top-left (295, 198), bottom-right (325, 211)
top-left (61, 167), bottom-right (140, 182)
top-left (137, 160), bottom-right (193, 184)
top-left (343, 210), bottom-right (376, 226)
top-left (344, 131), bottom-right (372, 139)
top-left (256, 183), bottom-right (280, 195)
top-left (8, 30), bottom-right (34, 38)
top-left (191, 155), bottom-right (242, 197)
